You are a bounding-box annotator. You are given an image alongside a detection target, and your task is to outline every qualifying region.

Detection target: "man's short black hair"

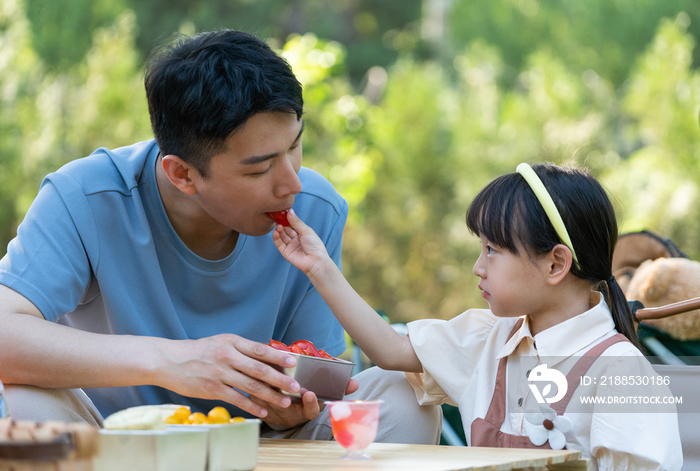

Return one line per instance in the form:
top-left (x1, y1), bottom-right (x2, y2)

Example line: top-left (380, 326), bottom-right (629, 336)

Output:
top-left (144, 30), bottom-right (304, 176)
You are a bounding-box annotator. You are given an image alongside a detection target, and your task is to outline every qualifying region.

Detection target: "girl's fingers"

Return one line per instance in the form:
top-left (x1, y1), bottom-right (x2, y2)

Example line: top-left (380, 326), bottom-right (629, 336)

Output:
top-left (280, 228), bottom-right (294, 244)
top-left (272, 227), bottom-right (295, 250)
top-left (271, 229), bottom-right (286, 251)
top-left (286, 209), bottom-right (311, 235)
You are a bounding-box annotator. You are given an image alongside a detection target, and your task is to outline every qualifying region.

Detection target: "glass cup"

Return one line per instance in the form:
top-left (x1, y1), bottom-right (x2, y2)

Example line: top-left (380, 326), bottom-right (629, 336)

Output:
top-left (327, 400), bottom-right (382, 460)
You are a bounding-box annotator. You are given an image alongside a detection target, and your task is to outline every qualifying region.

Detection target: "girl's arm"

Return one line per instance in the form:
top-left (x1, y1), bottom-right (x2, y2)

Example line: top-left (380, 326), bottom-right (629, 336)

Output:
top-left (273, 209), bottom-right (422, 373)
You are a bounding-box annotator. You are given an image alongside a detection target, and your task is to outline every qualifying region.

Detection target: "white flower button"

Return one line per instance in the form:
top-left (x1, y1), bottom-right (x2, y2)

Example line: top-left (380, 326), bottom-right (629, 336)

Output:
top-left (524, 404), bottom-right (572, 450)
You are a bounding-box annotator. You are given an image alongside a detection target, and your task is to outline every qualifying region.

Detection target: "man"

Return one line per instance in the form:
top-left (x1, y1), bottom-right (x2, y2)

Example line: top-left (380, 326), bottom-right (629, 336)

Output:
top-left (0, 30), bottom-right (440, 443)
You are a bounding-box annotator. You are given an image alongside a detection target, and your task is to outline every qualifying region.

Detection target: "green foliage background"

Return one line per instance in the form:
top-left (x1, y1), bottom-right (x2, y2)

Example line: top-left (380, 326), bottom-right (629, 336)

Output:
top-left (3, 0), bottom-right (700, 323)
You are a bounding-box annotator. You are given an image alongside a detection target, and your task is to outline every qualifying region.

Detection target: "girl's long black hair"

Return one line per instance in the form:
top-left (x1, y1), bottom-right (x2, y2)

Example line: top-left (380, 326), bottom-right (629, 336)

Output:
top-left (466, 163), bottom-right (641, 350)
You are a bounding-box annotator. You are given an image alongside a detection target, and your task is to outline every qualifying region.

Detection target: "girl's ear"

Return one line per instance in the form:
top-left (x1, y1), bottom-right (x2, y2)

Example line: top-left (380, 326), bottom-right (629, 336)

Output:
top-left (545, 244), bottom-right (573, 285)
top-left (161, 155), bottom-right (198, 195)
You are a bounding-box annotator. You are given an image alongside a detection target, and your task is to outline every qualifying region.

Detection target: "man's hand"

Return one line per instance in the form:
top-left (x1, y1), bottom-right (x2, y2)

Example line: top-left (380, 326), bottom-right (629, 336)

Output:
top-left (157, 334), bottom-right (307, 419)
top-left (250, 378), bottom-right (360, 428)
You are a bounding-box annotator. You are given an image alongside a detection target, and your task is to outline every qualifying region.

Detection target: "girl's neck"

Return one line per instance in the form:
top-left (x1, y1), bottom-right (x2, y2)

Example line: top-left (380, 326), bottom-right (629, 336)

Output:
top-left (527, 276), bottom-right (594, 336)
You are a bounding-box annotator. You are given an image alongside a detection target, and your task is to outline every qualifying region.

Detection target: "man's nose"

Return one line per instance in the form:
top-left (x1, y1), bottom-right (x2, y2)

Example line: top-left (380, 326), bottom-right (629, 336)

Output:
top-left (274, 157), bottom-right (302, 198)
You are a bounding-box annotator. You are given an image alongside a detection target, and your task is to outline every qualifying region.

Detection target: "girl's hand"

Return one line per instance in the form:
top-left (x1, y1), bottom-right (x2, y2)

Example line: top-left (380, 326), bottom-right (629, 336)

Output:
top-left (272, 209), bottom-right (331, 280)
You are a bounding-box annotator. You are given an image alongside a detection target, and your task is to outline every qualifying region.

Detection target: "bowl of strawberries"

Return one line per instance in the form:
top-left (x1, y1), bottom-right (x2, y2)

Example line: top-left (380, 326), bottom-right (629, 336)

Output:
top-left (266, 339), bottom-right (355, 402)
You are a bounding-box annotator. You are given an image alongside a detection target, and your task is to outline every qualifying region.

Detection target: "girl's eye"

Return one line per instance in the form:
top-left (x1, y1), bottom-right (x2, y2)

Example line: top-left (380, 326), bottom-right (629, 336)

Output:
top-left (486, 245), bottom-right (495, 255)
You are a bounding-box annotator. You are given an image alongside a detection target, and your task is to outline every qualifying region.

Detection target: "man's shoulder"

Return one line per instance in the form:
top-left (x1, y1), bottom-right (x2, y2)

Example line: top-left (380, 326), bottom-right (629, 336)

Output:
top-left (51, 140), bottom-right (157, 196)
top-left (297, 167), bottom-right (346, 216)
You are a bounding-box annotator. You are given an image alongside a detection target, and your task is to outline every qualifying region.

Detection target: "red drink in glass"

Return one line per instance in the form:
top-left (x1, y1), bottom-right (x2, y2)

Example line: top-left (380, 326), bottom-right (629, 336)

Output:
top-left (327, 400), bottom-right (381, 459)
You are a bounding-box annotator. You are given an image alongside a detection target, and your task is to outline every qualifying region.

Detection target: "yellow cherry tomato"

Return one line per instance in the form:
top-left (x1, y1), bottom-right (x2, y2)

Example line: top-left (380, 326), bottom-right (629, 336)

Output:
top-left (188, 412), bottom-right (207, 424)
top-left (230, 417), bottom-right (246, 423)
top-left (172, 406), bottom-right (191, 422)
top-left (207, 406), bottom-right (231, 424)
top-left (163, 406), bottom-right (191, 424)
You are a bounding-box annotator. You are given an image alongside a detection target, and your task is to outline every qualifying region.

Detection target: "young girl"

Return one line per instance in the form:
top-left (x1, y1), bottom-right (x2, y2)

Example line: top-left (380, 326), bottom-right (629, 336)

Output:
top-left (273, 163), bottom-right (682, 470)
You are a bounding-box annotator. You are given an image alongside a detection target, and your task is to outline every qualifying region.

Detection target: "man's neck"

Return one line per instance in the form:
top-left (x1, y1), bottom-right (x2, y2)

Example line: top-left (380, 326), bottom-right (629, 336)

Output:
top-left (154, 154), bottom-right (239, 260)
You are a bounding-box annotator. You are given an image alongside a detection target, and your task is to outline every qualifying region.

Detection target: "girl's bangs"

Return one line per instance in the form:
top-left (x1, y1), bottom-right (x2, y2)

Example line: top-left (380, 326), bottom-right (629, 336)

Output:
top-left (466, 174), bottom-right (526, 254)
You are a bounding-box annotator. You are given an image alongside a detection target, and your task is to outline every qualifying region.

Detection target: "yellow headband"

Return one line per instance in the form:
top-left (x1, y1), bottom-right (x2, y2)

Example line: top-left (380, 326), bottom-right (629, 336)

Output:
top-left (516, 163), bottom-right (579, 267)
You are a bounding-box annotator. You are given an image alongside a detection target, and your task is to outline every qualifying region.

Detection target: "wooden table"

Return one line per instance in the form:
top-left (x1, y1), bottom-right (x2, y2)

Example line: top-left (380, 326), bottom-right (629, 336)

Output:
top-left (254, 438), bottom-right (589, 471)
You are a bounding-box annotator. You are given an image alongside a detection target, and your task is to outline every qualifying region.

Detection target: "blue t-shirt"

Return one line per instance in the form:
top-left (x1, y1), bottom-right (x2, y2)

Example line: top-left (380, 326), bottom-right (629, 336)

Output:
top-left (0, 140), bottom-right (348, 418)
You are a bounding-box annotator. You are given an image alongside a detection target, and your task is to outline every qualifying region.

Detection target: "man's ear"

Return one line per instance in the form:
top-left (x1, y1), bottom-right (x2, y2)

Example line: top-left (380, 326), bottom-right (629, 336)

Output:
top-left (545, 244), bottom-right (573, 285)
top-left (161, 155), bottom-right (197, 195)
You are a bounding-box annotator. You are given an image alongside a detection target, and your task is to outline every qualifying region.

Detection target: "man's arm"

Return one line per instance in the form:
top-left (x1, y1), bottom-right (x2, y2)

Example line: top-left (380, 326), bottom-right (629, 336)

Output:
top-left (0, 284), bottom-right (304, 419)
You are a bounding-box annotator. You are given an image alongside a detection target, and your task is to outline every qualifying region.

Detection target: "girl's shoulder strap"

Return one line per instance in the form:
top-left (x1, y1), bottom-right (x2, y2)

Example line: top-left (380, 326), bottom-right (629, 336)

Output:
top-left (551, 333), bottom-right (630, 415)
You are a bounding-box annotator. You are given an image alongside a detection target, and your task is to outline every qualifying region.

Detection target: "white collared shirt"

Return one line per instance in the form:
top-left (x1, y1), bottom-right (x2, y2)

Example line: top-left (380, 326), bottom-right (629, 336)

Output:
top-left (406, 293), bottom-right (682, 471)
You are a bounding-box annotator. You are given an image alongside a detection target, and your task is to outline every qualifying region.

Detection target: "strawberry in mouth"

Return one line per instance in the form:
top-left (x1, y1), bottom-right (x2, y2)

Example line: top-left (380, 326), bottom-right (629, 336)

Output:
top-left (267, 210), bottom-right (290, 227)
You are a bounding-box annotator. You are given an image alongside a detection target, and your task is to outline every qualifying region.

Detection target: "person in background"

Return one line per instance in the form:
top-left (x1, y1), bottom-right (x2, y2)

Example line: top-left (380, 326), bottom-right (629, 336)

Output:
top-left (0, 29), bottom-right (440, 444)
top-left (273, 162), bottom-right (682, 469)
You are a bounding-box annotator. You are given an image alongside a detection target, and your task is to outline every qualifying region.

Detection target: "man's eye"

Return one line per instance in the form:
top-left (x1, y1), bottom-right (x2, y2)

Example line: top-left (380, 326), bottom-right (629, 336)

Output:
top-left (250, 166), bottom-right (271, 176)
